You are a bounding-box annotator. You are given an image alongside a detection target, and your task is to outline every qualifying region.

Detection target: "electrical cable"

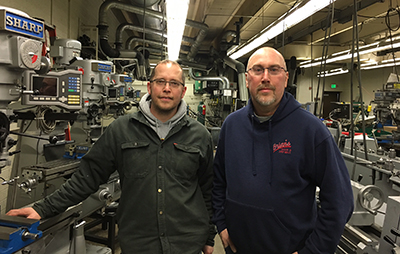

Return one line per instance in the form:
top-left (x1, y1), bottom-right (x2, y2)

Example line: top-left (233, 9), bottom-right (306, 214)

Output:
top-left (142, 0), bottom-right (147, 65)
top-left (161, 0), bottom-right (166, 60)
top-left (22, 119), bottom-right (34, 133)
top-left (349, 0), bottom-right (356, 157)
top-left (318, 1), bottom-right (335, 118)
top-left (385, 6), bottom-right (400, 78)
top-left (353, 0), bottom-right (372, 182)
top-left (36, 130), bottom-right (41, 165)
top-left (36, 106), bottom-right (56, 134)
top-left (314, 0), bottom-right (334, 117)
top-left (310, 33), bottom-right (313, 102)
top-left (278, 0), bottom-right (299, 51)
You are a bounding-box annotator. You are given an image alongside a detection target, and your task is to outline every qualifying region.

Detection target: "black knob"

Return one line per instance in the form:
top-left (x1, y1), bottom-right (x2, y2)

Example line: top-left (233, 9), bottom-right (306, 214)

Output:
top-left (391, 228), bottom-right (400, 237)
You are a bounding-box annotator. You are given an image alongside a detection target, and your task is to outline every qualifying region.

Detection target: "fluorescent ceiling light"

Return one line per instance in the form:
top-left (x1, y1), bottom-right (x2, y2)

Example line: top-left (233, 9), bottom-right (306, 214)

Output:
top-left (361, 62), bottom-right (398, 70)
top-left (385, 35), bottom-right (400, 42)
top-left (317, 69), bottom-right (348, 77)
top-left (300, 42), bottom-right (400, 68)
top-left (360, 60), bottom-right (378, 67)
top-left (229, 0), bottom-right (336, 59)
top-left (166, 0), bottom-right (189, 61)
top-left (381, 58), bottom-right (400, 63)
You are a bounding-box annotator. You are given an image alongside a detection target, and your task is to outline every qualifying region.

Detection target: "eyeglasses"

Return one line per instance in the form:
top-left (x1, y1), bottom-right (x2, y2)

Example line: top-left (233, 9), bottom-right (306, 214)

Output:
top-left (247, 65), bottom-right (287, 76)
top-left (150, 79), bottom-right (184, 88)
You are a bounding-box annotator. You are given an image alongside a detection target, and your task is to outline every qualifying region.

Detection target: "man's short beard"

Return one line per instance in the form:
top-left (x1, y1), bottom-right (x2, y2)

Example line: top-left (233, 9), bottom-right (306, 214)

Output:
top-left (254, 93), bottom-right (276, 106)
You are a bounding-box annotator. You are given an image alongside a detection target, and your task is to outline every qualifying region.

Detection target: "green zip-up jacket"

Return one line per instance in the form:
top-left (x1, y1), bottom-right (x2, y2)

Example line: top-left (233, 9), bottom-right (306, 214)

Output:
top-left (33, 111), bottom-right (216, 253)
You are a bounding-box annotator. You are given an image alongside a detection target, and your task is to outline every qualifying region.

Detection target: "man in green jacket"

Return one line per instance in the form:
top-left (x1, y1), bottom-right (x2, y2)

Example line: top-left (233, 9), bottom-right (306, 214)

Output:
top-left (7, 60), bottom-right (216, 254)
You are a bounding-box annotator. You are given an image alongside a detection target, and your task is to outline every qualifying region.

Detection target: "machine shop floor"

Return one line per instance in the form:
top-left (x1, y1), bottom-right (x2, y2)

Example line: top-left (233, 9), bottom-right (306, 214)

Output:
top-left (84, 218), bottom-right (225, 254)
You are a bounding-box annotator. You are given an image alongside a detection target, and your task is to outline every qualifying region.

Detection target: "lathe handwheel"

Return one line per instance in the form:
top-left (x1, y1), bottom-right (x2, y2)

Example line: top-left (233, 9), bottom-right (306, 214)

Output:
top-left (358, 185), bottom-right (384, 214)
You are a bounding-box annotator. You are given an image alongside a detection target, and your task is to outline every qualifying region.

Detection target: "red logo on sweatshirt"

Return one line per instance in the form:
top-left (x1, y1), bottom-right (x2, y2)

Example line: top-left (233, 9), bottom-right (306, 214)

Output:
top-left (273, 140), bottom-right (292, 154)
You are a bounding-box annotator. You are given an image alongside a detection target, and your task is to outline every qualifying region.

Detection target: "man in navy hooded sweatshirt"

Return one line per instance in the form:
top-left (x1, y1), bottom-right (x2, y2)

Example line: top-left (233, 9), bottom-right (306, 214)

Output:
top-left (212, 47), bottom-right (354, 254)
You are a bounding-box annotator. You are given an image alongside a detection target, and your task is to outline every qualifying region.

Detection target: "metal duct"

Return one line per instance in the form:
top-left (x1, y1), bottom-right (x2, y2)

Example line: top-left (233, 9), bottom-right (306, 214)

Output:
top-left (136, 46), bottom-right (164, 55)
top-left (129, 0), bottom-right (159, 7)
top-left (117, 50), bottom-right (146, 80)
top-left (223, 56), bottom-right (248, 102)
top-left (116, 23), bottom-right (195, 48)
top-left (129, 0), bottom-right (161, 32)
top-left (221, 30), bottom-right (236, 44)
top-left (98, 0), bottom-right (208, 61)
top-left (127, 37), bottom-right (190, 54)
top-left (178, 60), bottom-right (208, 71)
top-left (188, 68), bottom-right (229, 90)
top-left (126, 36), bottom-right (165, 50)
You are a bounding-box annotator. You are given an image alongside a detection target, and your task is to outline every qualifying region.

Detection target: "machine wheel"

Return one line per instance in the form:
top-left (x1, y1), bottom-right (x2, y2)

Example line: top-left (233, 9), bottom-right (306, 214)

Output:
top-left (358, 185), bottom-right (384, 214)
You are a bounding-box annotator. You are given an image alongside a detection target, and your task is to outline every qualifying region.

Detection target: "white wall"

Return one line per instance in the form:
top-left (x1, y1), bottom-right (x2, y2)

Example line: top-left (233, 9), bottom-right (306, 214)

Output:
top-left (296, 66), bottom-right (396, 106)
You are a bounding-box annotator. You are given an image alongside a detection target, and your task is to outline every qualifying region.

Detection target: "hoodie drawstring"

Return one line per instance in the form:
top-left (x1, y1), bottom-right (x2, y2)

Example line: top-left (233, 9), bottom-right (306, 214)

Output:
top-left (268, 119), bottom-right (273, 185)
top-left (251, 113), bottom-right (273, 183)
top-left (251, 114), bottom-right (257, 176)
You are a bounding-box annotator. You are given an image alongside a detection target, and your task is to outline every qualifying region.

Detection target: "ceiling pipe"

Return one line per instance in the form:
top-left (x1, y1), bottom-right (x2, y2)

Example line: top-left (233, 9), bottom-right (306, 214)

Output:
top-left (117, 50), bottom-right (146, 80)
top-left (178, 59), bottom-right (208, 71)
top-left (133, 46), bottom-right (151, 78)
top-left (223, 56), bottom-right (248, 102)
top-left (126, 36), bottom-right (165, 50)
top-left (98, 0), bottom-right (208, 61)
top-left (116, 23), bottom-right (195, 49)
top-left (129, 0), bottom-right (160, 7)
top-left (188, 68), bottom-right (230, 90)
top-left (209, 45), bottom-right (247, 102)
top-left (136, 46), bottom-right (165, 55)
top-left (129, 0), bottom-right (162, 33)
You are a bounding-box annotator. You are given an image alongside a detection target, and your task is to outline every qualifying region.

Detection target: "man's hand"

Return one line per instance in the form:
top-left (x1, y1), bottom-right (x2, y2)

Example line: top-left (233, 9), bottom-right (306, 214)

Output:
top-left (202, 245), bottom-right (214, 254)
top-left (219, 229), bottom-right (237, 253)
top-left (6, 207), bottom-right (41, 220)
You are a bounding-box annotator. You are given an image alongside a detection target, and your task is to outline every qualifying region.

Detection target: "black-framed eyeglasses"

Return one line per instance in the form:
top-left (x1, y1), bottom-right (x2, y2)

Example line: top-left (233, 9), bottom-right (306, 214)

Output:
top-left (150, 79), bottom-right (184, 88)
top-left (247, 65), bottom-right (287, 76)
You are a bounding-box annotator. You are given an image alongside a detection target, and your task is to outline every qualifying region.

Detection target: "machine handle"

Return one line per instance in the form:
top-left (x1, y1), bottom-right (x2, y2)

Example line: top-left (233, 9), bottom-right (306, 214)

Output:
top-left (392, 228), bottom-right (400, 237)
top-left (22, 230), bottom-right (39, 240)
top-left (384, 235), bottom-right (397, 247)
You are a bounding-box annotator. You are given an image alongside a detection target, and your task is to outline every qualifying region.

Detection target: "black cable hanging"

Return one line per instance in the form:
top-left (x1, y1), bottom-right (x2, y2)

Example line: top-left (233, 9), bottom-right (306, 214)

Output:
top-left (354, 1), bottom-right (368, 163)
top-left (385, 5), bottom-right (400, 78)
top-left (314, 1), bottom-right (334, 117)
top-left (318, 1), bottom-right (335, 118)
top-left (313, 17), bottom-right (329, 116)
top-left (161, 0), bottom-right (166, 60)
top-left (349, 2), bottom-right (355, 156)
top-left (311, 33), bottom-right (313, 102)
top-left (352, 0), bottom-right (371, 182)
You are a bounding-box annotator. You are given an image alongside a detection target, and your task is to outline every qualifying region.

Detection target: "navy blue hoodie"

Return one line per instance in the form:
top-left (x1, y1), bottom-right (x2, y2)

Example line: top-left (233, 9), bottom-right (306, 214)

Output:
top-left (212, 92), bottom-right (353, 254)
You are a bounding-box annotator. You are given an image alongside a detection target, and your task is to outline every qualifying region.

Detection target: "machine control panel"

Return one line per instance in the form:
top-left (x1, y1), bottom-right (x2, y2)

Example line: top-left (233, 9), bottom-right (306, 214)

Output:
top-left (107, 86), bottom-right (125, 103)
top-left (22, 69), bottom-right (83, 110)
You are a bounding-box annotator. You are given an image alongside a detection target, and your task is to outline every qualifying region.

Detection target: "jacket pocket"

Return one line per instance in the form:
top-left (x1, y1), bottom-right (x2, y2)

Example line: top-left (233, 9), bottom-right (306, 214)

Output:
top-left (121, 141), bottom-right (150, 178)
top-left (225, 198), bottom-right (291, 254)
top-left (170, 143), bottom-right (200, 181)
